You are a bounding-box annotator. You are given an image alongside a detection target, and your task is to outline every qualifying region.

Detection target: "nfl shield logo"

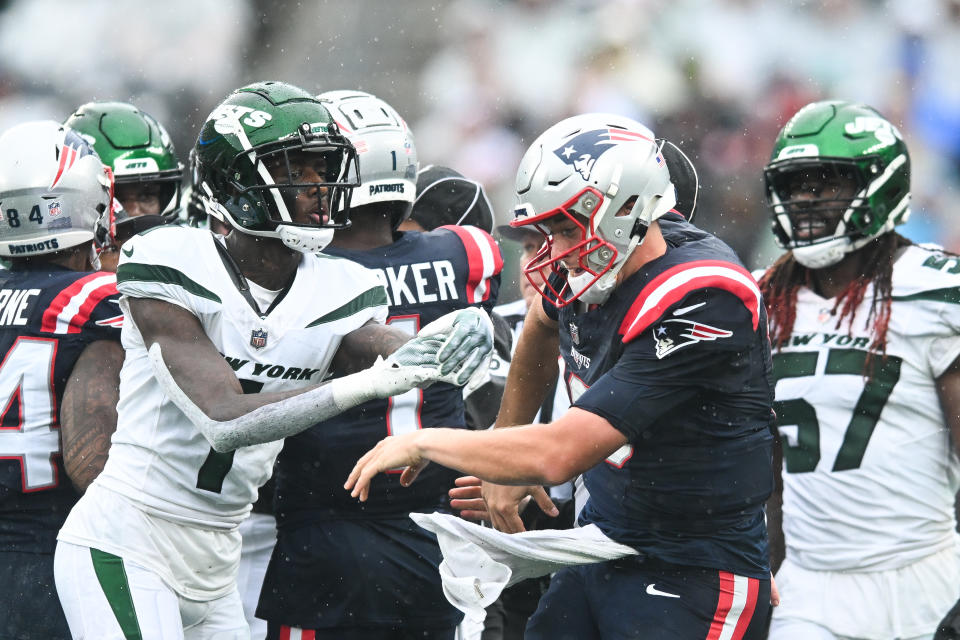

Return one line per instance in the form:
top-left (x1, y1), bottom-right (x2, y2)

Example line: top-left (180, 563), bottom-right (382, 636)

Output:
top-left (250, 328), bottom-right (268, 350)
top-left (569, 322), bottom-right (580, 345)
top-left (48, 201), bottom-right (62, 217)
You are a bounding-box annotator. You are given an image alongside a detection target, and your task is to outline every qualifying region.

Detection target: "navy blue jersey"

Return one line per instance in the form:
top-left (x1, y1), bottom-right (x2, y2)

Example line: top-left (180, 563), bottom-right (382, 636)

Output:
top-left (273, 226), bottom-right (503, 524)
top-left (544, 214), bottom-right (775, 578)
top-left (0, 265), bottom-right (122, 553)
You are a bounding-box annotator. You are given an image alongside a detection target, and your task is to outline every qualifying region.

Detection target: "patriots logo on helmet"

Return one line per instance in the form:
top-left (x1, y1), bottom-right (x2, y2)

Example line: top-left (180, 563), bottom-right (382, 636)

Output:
top-left (652, 319), bottom-right (732, 359)
top-left (554, 128), bottom-right (652, 180)
top-left (50, 129), bottom-right (98, 190)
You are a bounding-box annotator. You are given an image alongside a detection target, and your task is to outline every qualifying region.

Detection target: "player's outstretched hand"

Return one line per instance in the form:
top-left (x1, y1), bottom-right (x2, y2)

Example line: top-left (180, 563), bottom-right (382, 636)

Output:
top-left (364, 336), bottom-right (445, 396)
top-left (483, 482), bottom-right (558, 534)
top-left (448, 476), bottom-right (489, 521)
top-left (419, 307), bottom-right (494, 387)
top-left (345, 433), bottom-right (429, 502)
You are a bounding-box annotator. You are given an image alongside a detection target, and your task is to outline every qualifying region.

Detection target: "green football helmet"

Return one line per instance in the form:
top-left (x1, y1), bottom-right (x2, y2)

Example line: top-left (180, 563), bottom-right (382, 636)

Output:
top-left (192, 81), bottom-right (359, 253)
top-left (65, 101), bottom-right (183, 226)
top-left (764, 100), bottom-right (911, 269)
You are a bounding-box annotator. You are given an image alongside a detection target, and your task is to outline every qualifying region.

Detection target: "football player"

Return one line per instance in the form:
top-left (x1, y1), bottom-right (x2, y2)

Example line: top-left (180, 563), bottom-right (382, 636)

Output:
top-left (53, 81), bottom-right (493, 639)
top-left (404, 164), bottom-right (513, 432)
top-left (0, 121), bottom-right (124, 639)
top-left (347, 113), bottom-right (775, 639)
top-left (65, 101), bottom-right (184, 271)
top-left (758, 101), bottom-right (960, 639)
top-left (256, 90), bottom-right (502, 640)
top-left (401, 164), bottom-right (495, 234)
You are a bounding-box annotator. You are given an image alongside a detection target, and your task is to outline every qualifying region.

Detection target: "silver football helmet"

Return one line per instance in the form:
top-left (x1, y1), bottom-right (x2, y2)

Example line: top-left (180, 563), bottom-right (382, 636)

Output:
top-left (0, 121), bottom-right (112, 258)
top-left (510, 113), bottom-right (676, 306)
top-left (316, 90), bottom-right (418, 228)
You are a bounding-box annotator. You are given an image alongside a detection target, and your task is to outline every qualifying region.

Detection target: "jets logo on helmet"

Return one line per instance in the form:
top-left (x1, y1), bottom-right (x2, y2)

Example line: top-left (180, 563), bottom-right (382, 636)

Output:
top-left (554, 127), bottom-right (653, 180)
top-left (209, 105), bottom-right (274, 135)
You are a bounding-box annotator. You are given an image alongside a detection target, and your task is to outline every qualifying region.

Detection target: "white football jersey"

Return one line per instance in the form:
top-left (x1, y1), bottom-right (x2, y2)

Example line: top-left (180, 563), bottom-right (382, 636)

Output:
top-left (770, 244), bottom-right (960, 570)
top-left (108, 226), bottom-right (387, 525)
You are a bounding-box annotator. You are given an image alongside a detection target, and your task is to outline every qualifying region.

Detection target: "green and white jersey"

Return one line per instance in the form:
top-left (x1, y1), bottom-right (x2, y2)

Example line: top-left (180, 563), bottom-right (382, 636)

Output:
top-left (770, 244), bottom-right (960, 571)
top-left (88, 226), bottom-right (387, 529)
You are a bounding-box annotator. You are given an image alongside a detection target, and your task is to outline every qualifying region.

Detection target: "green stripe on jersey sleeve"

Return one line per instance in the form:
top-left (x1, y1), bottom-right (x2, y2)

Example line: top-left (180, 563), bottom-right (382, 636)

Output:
top-left (892, 286), bottom-right (960, 304)
top-left (117, 263), bottom-right (222, 303)
top-left (306, 285), bottom-right (388, 327)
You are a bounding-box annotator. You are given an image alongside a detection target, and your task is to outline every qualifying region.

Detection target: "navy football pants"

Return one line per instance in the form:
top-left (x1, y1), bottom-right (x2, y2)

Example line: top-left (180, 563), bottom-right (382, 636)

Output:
top-left (525, 558), bottom-right (770, 640)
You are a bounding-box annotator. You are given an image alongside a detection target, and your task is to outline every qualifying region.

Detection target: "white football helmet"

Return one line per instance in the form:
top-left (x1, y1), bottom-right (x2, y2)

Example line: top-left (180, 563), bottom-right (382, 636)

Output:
top-left (317, 90), bottom-right (418, 228)
top-left (0, 121), bottom-right (112, 258)
top-left (510, 113), bottom-right (676, 306)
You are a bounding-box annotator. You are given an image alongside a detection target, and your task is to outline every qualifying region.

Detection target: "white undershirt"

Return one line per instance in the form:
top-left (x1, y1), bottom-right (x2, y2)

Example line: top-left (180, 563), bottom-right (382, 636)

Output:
top-left (246, 279), bottom-right (281, 312)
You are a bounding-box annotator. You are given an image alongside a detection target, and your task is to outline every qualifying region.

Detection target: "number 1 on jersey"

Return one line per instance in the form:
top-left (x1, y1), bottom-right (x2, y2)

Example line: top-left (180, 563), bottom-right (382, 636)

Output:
top-left (196, 378), bottom-right (263, 493)
top-left (386, 315), bottom-right (423, 473)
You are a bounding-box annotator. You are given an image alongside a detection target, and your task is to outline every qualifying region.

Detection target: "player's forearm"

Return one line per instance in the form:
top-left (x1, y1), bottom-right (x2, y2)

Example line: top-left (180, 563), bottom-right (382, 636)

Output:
top-left (495, 306), bottom-right (560, 428)
top-left (415, 424), bottom-right (567, 486)
top-left (152, 345), bottom-right (396, 451)
top-left (61, 340), bottom-right (123, 493)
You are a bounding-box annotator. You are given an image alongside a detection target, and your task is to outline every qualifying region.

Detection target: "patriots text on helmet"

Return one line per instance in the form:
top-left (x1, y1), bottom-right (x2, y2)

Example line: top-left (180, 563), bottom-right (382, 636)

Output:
top-left (7, 239), bottom-right (60, 254)
top-left (369, 183), bottom-right (406, 196)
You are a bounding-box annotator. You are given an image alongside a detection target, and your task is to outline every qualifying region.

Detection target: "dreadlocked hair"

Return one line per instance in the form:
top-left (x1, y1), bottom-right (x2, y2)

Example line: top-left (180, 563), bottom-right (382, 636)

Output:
top-left (759, 232), bottom-right (914, 375)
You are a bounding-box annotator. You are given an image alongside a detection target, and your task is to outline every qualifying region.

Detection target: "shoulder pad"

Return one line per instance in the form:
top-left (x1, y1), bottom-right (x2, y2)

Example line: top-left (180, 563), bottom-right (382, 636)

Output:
top-left (40, 271), bottom-right (120, 335)
top-left (619, 259), bottom-right (762, 343)
top-left (439, 225), bottom-right (504, 304)
top-left (891, 245), bottom-right (960, 302)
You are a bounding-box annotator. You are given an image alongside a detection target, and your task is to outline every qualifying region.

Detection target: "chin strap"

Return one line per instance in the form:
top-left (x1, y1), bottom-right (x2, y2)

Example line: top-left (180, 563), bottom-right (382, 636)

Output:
top-left (278, 225), bottom-right (334, 253)
top-left (573, 233), bottom-right (642, 305)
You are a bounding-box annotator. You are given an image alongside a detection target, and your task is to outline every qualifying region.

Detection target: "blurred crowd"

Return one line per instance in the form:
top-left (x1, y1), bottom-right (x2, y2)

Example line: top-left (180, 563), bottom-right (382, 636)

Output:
top-left (2, 0), bottom-right (959, 275)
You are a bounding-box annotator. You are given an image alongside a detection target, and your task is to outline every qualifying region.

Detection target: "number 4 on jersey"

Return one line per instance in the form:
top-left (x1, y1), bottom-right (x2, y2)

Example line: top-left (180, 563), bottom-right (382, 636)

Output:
top-left (0, 338), bottom-right (60, 491)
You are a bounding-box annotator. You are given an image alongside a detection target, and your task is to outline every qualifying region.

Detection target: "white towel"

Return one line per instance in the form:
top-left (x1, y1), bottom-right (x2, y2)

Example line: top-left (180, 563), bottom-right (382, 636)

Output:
top-left (410, 512), bottom-right (638, 623)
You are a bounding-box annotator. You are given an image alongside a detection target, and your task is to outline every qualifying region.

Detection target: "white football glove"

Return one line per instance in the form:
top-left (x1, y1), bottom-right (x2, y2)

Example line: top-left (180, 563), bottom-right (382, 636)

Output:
top-left (418, 307), bottom-right (494, 388)
top-left (330, 334), bottom-right (446, 408)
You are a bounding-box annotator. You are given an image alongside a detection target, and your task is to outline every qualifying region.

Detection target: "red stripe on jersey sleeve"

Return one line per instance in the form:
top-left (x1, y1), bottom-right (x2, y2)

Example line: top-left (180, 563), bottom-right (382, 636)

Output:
top-left (618, 260), bottom-right (760, 344)
top-left (40, 273), bottom-right (118, 334)
top-left (67, 278), bottom-right (119, 334)
top-left (440, 225), bottom-right (503, 304)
